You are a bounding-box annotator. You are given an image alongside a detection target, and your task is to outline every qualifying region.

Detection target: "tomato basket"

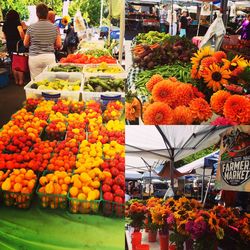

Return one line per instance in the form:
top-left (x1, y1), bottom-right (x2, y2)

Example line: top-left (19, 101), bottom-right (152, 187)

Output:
top-left (102, 200), bottom-right (125, 218)
top-left (67, 189), bottom-right (102, 214)
top-left (36, 171), bottom-right (68, 210)
top-left (0, 172), bottom-right (37, 209)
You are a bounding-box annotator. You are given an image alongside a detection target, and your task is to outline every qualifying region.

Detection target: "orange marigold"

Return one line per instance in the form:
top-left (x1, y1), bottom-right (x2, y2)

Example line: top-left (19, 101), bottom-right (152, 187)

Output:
top-left (125, 98), bottom-right (141, 121)
top-left (189, 98), bottom-right (212, 123)
top-left (146, 74), bottom-right (164, 92)
top-left (143, 102), bottom-right (173, 125)
top-left (175, 84), bottom-right (196, 107)
top-left (151, 80), bottom-right (177, 107)
top-left (210, 90), bottom-right (231, 115)
top-left (173, 106), bottom-right (193, 125)
top-left (213, 51), bottom-right (227, 63)
top-left (201, 56), bottom-right (217, 68)
top-left (223, 95), bottom-right (250, 124)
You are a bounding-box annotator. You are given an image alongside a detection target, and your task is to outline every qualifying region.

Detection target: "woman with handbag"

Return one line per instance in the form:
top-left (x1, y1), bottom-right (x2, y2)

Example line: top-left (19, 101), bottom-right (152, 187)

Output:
top-left (23, 3), bottom-right (62, 80)
top-left (2, 10), bottom-right (25, 85)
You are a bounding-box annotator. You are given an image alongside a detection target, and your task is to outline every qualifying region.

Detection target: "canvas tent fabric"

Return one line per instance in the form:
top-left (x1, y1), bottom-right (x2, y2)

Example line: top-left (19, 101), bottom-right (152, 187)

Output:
top-left (126, 126), bottom-right (227, 162)
top-left (125, 171), bottom-right (143, 179)
top-left (126, 125), bottom-right (228, 187)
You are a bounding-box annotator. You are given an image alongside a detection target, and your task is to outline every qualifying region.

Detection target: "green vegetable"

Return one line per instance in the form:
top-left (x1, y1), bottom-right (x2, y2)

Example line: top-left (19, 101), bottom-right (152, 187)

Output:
top-left (50, 65), bottom-right (82, 72)
top-left (84, 77), bottom-right (125, 92)
top-left (134, 63), bottom-right (194, 96)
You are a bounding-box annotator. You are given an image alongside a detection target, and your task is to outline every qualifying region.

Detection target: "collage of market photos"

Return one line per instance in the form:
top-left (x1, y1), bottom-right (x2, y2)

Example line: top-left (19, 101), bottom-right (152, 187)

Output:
top-left (0, 0), bottom-right (250, 250)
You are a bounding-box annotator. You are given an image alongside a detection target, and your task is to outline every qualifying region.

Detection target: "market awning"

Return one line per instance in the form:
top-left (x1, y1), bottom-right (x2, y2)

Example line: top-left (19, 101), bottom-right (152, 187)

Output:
top-left (126, 125), bottom-right (228, 187)
top-left (125, 171), bottom-right (143, 180)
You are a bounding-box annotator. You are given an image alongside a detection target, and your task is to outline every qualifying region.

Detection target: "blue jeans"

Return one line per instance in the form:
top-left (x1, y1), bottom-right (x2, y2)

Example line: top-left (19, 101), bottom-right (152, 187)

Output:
top-left (180, 29), bottom-right (186, 37)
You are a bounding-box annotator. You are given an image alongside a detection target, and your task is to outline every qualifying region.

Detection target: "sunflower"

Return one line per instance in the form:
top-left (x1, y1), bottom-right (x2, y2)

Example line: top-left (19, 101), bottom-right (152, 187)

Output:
top-left (146, 74), bottom-right (164, 92)
top-left (189, 98), bottom-right (212, 123)
top-left (223, 95), bottom-right (250, 124)
top-left (201, 56), bottom-right (217, 68)
top-left (125, 98), bottom-right (141, 121)
top-left (175, 84), bottom-right (196, 107)
top-left (208, 212), bottom-right (220, 232)
top-left (210, 90), bottom-right (231, 115)
top-left (143, 102), bottom-right (173, 125)
top-left (223, 55), bottom-right (248, 77)
top-left (213, 51), bottom-right (227, 63)
top-left (61, 15), bottom-right (71, 26)
top-left (202, 63), bottom-right (231, 92)
top-left (191, 46), bottom-right (214, 70)
top-left (177, 220), bottom-right (189, 236)
top-left (165, 197), bottom-right (176, 209)
top-left (191, 66), bottom-right (201, 79)
top-left (173, 106), bottom-right (193, 125)
top-left (151, 80), bottom-right (177, 106)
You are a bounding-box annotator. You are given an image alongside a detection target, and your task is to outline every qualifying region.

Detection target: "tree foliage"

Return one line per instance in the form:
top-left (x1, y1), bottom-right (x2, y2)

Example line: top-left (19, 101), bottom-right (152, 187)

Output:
top-left (1, 0), bottom-right (63, 20)
top-left (1, 0), bottom-right (107, 26)
top-left (175, 146), bottom-right (217, 169)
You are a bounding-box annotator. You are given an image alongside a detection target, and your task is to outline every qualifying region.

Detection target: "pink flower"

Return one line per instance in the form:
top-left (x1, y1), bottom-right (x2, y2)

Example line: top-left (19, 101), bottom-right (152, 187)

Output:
top-left (167, 214), bottom-right (175, 225)
top-left (210, 117), bottom-right (238, 126)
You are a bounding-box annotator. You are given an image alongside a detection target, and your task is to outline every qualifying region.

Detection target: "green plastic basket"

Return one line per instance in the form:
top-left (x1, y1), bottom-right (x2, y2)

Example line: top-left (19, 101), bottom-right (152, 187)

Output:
top-left (102, 200), bottom-right (125, 218)
top-left (67, 189), bottom-right (102, 214)
top-left (36, 171), bottom-right (68, 210)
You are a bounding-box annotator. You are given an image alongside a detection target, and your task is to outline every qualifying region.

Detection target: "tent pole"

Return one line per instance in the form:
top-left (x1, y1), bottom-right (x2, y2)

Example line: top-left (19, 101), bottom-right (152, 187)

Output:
top-left (201, 165), bottom-right (205, 202)
top-left (118, 0), bottom-right (125, 64)
top-left (108, 0), bottom-right (112, 45)
top-left (203, 174), bottom-right (212, 207)
top-left (149, 166), bottom-right (152, 197)
top-left (197, 3), bottom-right (202, 36)
top-left (170, 148), bottom-right (175, 193)
top-left (100, 0), bottom-right (104, 27)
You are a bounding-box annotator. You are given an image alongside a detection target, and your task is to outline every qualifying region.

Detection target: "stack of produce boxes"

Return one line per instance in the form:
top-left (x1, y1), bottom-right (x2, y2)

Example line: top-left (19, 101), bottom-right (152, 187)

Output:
top-left (0, 98), bottom-right (125, 216)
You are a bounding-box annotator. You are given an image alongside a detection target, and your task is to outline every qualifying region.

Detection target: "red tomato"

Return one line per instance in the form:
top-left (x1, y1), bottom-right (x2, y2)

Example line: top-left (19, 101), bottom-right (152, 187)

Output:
top-left (102, 184), bottom-right (111, 193)
top-left (114, 196), bottom-right (123, 204)
top-left (115, 189), bottom-right (125, 198)
top-left (112, 184), bottom-right (120, 192)
top-left (104, 177), bottom-right (113, 186)
top-left (103, 192), bottom-right (114, 201)
top-left (110, 167), bottom-right (119, 177)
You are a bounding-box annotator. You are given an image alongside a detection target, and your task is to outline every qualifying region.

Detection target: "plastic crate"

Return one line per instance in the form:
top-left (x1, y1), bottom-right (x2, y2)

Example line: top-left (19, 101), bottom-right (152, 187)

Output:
top-left (67, 189), bottom-right (102, 214)
top-left (83, 64), bottom-right (126, 77)
top-left (44, 63), bottom-right (84, 74)
top-left (82, 75), bottom-right (125, 101)
top-left (0, 68), bottom-right (9, 88)
top-left (102, 200), bottom-right (125, 218)
top-left (24, 72), bottom-right (84, 101)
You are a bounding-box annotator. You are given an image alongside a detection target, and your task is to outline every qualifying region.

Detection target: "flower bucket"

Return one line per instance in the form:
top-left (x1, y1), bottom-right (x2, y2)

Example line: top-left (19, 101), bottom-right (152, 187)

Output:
top-left (185, 239), bottom-right (193, 250)
top-left (148, 230), bottom-right (157, 242)
top-left (136, 244), bottom-right (150, 250)
top-left (159, 231), bottom-right (169, 250)
top-left (132, 232), bottom-right (142, 250)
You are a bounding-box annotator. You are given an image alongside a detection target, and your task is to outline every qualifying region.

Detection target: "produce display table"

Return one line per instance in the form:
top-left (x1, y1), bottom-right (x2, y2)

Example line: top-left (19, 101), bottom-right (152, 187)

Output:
top-left (126, 230), bottom-right (160, 250)
top-left (0, 202), bottom-right (124, 250)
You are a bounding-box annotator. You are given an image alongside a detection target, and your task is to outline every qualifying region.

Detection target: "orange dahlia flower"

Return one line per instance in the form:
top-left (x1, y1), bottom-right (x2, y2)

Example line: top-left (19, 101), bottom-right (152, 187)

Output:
top-left (146, 74), bottom-right (164, 92)
top-left (151, 80), bottom-right (177, 106)
top-left (143, 102), bottom-right (173, 125)
top-left (125, 98), bottom-right (141, 121)
top-left (223, 95), bottom-right (250, 124)
top-left (173, 106), bottom-right (193, 125)
top-left (201, 56), bottom-right (217, 68)
top-left (202, 63), bottom-right (231, 92)
top-left (175, 84), bottom-right (196, 107)
top-left (210, 90), bottom-right (231, 115)
top-left (189, 98), bottom-right (212, 123)
top-left (213, 51), bottom-right (227, 63)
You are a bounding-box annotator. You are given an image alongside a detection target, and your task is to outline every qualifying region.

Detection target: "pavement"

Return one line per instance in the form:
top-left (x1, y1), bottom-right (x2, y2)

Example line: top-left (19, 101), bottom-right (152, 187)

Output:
top-left (0, 74), bottom-right (26, 128)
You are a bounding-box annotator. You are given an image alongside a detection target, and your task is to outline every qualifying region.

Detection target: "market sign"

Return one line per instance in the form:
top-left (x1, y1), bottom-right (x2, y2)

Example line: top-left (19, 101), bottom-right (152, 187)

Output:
top-left (216, 126), bottom-right (250, 192)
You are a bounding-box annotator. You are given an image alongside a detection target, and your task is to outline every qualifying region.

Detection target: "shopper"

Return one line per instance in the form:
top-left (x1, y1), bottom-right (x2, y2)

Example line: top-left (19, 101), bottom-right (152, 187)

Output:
top-left (63, 23), bottom-right (79, 55)
top-left (160, 5), bottom-right (168, 33)
top-left (24, 3), bottom-right (62, 79)
top-left (47, 10), bottom-right (56, 24)
top-left (2, 10), bottom-right (25, 85)
top-left (237, 14), bottom-right (250, 40)
top-left (179, 10), bottom-right (188, 37)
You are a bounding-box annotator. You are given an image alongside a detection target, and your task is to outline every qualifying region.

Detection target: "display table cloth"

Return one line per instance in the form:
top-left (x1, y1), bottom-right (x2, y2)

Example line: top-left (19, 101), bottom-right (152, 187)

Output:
top-left (0, 203), bottom-right (123, 250)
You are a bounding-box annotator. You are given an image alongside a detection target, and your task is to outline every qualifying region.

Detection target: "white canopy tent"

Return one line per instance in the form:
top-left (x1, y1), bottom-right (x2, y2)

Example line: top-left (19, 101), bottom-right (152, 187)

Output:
top-left (126, 125), bottom-right (228, 190)
top-left (125, 171), bottom-right (143, 180)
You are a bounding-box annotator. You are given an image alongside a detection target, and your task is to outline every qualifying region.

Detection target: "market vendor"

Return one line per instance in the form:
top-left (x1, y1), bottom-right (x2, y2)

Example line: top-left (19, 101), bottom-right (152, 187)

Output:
top-left (23, 3), bottom-right (62, 79)
top-left (237, 14), bottom-right (250, 40)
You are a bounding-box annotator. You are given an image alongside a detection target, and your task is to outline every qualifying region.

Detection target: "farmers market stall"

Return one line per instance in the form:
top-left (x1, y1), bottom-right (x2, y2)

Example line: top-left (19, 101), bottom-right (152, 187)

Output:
top-left (0, 44), bottom-right (126, 249)
top-left (125, 126), bottom-right (250, 250)
top-left (126, 31), bottom-right (250, 125)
